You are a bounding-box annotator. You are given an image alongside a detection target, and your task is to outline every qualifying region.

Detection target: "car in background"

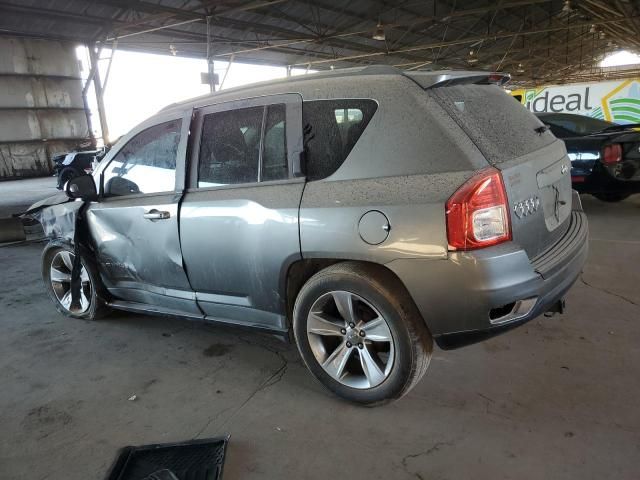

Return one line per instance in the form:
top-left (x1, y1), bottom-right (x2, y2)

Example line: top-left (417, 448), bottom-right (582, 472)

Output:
top-left (53, 146), bottom-right (109, 190)
top-left (536, 112), bottom-right (640, 202)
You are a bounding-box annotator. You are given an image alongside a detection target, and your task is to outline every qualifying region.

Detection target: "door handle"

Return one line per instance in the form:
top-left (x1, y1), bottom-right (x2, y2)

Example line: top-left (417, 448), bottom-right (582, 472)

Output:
top-left (143, 209), bottom-right (170, 220)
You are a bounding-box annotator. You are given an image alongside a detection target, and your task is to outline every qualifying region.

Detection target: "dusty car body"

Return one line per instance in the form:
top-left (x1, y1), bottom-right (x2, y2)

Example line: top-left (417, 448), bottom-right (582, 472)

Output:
top-left (37, 66), bottom-right (588, 404)
top-left (536, 112), bottom-right (640, 202)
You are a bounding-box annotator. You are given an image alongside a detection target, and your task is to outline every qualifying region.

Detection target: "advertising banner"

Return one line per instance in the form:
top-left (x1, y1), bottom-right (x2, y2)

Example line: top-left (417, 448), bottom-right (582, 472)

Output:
top-left (512, 79), bottom-right (640, 124)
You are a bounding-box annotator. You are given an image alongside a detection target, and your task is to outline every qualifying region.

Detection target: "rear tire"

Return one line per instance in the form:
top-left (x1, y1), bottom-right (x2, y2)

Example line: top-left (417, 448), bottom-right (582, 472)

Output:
top-left (293, 262), bottom-right (432, 406)
top-left (593, 192), bottom-right (630, 203)
top-left (42, 244), bottom-right (110, 320)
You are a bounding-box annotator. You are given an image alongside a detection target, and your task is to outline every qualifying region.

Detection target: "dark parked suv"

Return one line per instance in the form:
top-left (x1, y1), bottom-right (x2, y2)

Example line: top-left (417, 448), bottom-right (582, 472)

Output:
top-left (38, 66), bottom-right (588, 404)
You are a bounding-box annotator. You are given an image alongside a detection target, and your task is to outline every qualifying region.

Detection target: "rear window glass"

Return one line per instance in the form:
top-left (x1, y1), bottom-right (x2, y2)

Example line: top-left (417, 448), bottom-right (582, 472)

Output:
top-left (539, 114), bottom-right (615, 135)
top-left (303, 99), bottom-right (377, 180)
top-left (429, 85), bottom-right (555, 163)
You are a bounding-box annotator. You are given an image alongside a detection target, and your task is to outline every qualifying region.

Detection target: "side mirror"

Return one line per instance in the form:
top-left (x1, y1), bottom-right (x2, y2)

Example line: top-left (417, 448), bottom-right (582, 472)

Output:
top-left (65, 174), bottom-right (98, 201)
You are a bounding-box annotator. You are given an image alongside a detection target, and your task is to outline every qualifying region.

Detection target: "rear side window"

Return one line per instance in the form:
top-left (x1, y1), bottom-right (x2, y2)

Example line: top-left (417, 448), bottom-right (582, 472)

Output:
top-left (429, 85), bottom-right (555, 163)
top-left (303, 99), bottom-right (377, 180)
top-left (262, 104), bottom-right (287, 181)
top-left (198, 106), bottom-right (263, 187)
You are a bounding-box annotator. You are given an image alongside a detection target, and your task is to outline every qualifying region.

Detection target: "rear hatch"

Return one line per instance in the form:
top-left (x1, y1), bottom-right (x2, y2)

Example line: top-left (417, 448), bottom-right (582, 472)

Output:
top-left (426, 81), bottom-right (572, 259)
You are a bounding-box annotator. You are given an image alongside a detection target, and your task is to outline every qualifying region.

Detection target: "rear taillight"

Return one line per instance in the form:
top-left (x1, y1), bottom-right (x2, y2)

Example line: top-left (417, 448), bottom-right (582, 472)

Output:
top-left (446, 167), bottom-right (512, 251)
top-left (602, 144), bottom-right (622, 164)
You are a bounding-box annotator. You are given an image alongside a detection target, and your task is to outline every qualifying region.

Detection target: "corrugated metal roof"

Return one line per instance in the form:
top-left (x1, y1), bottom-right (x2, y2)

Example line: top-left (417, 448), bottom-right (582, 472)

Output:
top-left (0, 0), bottom-right (639, 86)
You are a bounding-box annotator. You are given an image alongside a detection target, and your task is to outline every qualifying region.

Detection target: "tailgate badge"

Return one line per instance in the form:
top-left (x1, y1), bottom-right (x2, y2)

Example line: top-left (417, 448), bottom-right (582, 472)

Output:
top-left (513, 196), bottom-right (540, 219)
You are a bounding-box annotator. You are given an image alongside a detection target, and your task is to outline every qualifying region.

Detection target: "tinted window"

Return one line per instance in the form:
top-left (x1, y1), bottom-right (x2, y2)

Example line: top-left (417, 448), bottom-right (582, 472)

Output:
top-left (429, 85), bottom-right (555, 163)
top-left (198, 106), bottom-right (263, 187)
top-left (303, 99), bottom-right (377, 181)
top-left (103, 119), bottom-right (181, 196)
top-left (544, 122), bottom-right (575, 139)
top-left (262, 104), bottom-right (288, 181)
top-left (539, 114), bottom-right (615, 135)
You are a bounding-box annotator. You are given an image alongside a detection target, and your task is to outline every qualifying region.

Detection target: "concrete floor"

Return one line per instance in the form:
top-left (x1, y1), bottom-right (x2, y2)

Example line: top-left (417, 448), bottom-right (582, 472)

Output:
top-left (0, 176), bottom-right (59, 217)
top-left (1, 177), bottom-right (639, 479)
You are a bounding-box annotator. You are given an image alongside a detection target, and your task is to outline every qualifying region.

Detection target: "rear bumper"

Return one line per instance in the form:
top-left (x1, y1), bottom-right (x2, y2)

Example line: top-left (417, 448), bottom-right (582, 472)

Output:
top-left (387, 196), bottom-right (588, 349)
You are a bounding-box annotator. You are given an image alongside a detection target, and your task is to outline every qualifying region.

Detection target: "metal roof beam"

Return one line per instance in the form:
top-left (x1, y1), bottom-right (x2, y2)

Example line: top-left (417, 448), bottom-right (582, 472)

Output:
top-left (289, 15), bottom-right (640, 66)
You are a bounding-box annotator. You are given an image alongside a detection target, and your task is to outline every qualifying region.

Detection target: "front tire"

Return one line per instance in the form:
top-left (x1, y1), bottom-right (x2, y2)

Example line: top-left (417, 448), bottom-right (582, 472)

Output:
top-left (293, 262), bottom-right (432, 405)
top-left (42, 244), bottom-right (109, 320)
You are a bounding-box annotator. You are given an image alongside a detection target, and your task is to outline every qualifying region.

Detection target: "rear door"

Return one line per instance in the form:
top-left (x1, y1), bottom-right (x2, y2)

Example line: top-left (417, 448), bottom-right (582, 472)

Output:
top-left (179, 94), bottom-right (304, 331)
top-left (429, 84), bottom-right (573, 258)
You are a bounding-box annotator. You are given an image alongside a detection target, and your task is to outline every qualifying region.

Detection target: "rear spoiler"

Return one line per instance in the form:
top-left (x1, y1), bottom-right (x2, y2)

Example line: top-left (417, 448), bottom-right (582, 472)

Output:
top-left (404, 70), bottom-right (511, 89)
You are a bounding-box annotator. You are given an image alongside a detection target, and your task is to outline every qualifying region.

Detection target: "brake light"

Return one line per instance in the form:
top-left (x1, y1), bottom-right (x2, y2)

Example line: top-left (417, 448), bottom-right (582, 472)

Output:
top-left (602, 144), bottom-right (622, 164)
top-left (446, 167), bottom-right (512, 250)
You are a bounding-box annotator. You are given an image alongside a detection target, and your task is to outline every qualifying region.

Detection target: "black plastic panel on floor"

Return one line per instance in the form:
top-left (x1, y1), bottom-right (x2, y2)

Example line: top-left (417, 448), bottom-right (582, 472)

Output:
top-left (105, 436), bottom-right (229, 480)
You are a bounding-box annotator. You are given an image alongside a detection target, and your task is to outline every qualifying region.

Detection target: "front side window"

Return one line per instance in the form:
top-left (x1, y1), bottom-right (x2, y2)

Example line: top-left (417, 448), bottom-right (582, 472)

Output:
top-left (303, 99), bottom-right (377, 181)
top-left (103, 120), bottom-right (181, 196)
top-left (198, 106), bottom-right (263, 187)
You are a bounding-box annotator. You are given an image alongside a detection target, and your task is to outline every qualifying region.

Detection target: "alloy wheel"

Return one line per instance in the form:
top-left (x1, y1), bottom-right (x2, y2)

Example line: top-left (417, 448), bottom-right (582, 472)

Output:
top-left (49, 250), bottom-right (92, 314)
top-left (306, 290), bottom-right (395, 389)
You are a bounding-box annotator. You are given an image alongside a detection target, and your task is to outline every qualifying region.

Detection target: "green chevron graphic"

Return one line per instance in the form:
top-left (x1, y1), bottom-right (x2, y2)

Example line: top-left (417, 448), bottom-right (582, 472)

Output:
top-left (609, 98), bottom-right (640, 123)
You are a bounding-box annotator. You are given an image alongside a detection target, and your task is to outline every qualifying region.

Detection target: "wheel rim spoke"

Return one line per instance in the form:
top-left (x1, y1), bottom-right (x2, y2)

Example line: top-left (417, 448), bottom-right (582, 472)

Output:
top-left (80, 288), bottom-right (90, 311)
top-left (322, 342), bottom-right (352, 380)
top-left (60, 251), bottom-right (74, 271)
top-left (362, 317), bottom-right (393, 343)
top-left (50, 267), bottom-right (71, 283)
top-left (359, 344), bottom-right (386, 387)
top-left (332, 291), bottom-right (355, 324)
top-left (80, 268), bottom-right (90, 284)
top-left (308, 312), bottom-right (345, 336)
top-left (50, 251), bottom-right (92, 314)
top-left (59, 290), bottom-right (72, 309)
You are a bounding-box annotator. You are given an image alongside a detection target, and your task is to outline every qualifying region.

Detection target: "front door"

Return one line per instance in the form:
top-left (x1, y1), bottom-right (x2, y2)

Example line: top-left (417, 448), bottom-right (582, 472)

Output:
top-left (179, 94), bottom-right (305, 331)
top-left (88, 111), bottom-right (200, 316)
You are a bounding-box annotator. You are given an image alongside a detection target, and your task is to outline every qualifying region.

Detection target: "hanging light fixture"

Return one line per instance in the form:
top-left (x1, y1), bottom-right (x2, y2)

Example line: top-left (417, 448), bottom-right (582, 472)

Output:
top-left (373, 21), bottom-right (386, 41)
top-left (562, 0), bottom-right (571, 13)
top-left (467, 49), bottom-right (478, 64)
top-left (517, 63), bottom-right (525, 73)
top-left (589, 24), bottom-right (597, 34)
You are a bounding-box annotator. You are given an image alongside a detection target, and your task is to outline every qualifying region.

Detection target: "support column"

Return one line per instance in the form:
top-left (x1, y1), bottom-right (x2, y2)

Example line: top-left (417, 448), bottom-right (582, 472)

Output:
top-left (206, 16), bottom-right (216, 93)
top-left (88, 44), bottom-right (109, 145)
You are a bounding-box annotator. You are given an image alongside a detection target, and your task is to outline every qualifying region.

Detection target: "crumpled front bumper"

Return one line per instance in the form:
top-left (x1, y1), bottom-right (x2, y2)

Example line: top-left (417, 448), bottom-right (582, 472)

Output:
top-left (387, 193), bottom-right (589, 349)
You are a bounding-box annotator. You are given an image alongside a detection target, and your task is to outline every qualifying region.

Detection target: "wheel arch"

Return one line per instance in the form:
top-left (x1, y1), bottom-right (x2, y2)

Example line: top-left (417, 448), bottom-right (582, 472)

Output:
top-left (42, 238), bottom-right (111, 302)
top-left (283, 258), bottom-right (431, 336)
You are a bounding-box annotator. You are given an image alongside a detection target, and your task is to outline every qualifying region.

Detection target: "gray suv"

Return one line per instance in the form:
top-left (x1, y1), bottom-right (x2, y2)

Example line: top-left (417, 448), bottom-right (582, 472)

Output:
top-left (40, 66), bottom-right (588, 405)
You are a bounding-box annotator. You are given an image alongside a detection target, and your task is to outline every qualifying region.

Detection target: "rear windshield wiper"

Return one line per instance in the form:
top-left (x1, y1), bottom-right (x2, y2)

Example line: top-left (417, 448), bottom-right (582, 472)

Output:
top-left (534, 125), bottom-right (550, 135)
